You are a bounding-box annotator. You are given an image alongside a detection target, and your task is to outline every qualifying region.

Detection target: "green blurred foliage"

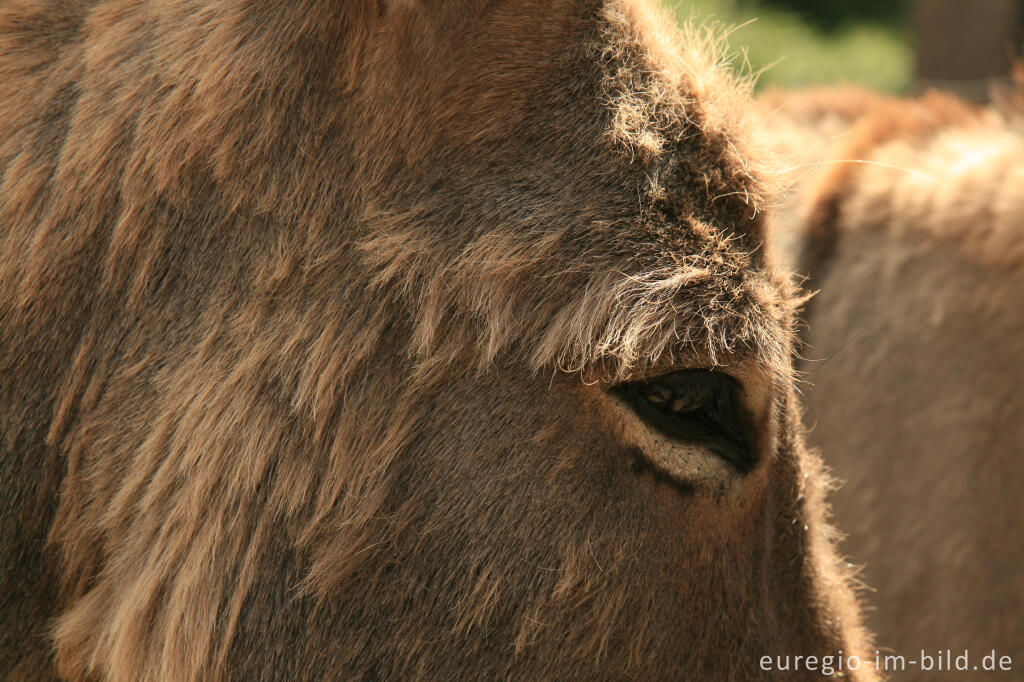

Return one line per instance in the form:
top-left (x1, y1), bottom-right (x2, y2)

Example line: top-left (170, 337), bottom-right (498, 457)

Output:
top-left (664, 0), bottom-right (913, 93)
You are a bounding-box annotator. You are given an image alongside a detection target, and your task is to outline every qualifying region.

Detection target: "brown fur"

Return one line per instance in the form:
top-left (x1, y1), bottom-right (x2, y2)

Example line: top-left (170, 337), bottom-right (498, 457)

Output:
top-left (764, 86), bottom-right (1024, 678)
top-left (1, 2), bottom-right (873, 679)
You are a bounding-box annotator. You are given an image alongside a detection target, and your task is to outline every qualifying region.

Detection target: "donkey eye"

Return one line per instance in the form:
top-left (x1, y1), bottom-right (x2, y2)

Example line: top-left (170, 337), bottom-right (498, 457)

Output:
top-left (611, 370), bottom-right (757, 472)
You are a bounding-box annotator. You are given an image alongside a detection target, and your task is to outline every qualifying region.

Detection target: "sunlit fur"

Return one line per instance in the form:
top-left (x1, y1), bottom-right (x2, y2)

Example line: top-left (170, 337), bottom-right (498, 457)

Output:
top-left (763, 85), bottom-right (1024, 677)
top-left (1, 2), bottom-right (872, 679)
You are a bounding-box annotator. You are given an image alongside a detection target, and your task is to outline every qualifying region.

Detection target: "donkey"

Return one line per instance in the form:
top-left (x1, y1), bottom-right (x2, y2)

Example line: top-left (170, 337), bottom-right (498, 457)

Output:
top-left (0, 1), bottom-right (873, 679)
top-left (763, 86), bottom-right (1024, 678)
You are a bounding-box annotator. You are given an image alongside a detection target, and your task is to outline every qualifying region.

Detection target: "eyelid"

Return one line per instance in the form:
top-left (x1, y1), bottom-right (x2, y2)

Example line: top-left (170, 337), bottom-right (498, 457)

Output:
top-left (629, 367), bottom-right (741, 386)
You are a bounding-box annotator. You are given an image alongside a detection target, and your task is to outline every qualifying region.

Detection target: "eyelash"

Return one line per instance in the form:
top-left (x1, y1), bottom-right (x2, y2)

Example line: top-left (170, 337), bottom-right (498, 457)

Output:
top-left (611, 370), bottom-right (757, 472)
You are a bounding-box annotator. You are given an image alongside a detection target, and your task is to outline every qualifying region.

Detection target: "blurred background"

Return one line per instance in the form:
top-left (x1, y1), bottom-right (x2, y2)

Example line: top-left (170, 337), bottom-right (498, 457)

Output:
top-left (665, 0), bottom-right (1024, 99)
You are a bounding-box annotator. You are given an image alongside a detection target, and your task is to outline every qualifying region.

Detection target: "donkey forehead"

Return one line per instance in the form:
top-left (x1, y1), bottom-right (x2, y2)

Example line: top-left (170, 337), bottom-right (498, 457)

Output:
top-left (376, 0), bottom-right (772, 229)
top-left (356, 1), bottom-right (786, 379)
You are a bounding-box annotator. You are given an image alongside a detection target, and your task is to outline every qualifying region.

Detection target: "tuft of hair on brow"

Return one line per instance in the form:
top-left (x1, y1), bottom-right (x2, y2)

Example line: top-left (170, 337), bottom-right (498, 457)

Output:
top-left (525, 245), bottom-right (799, 388)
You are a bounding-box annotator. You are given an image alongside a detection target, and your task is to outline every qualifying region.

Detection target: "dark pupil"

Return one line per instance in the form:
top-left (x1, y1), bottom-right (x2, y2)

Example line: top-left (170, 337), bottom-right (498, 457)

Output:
top-left (613, 370), bottom-right (756, 472)
top-left (634, 382), bottom-right (716, 421)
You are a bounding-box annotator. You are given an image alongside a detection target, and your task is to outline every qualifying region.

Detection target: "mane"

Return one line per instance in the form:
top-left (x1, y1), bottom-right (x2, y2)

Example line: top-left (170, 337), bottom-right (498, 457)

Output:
top-left (831, 118), bottom-right (1024, 273)
top-left (784, 90), bottom-right (991, 277)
